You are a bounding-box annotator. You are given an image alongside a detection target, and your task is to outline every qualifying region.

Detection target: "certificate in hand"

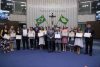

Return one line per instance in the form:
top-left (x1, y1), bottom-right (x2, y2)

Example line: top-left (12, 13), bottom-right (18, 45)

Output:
top-left (16, 35), bottom-right (22, 39)
top-left (55, 34), bottom-right (61, 38)
top-left (84, 33), bottom-right (91, 37)
top-left (28, 33), bottom-right (34, 37)
top-left (76, 33), bottom-right (83, 37)
top-left (62, 32), bottom-right (68, 36)
top-left (4, 34), bottom-right (10, 39)
top-left (10, 33), bottom-right (16, 37)
top-left (38, 32), bottom-right (44, 37)
top-left (69, 32), bottom-right (75, 37)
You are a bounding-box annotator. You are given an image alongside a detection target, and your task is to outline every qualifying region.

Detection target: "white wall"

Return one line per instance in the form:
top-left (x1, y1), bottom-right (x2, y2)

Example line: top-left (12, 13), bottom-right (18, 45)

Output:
top-left (78, 14), bottom-right (96, 22)
top-left (27, 0), bottom-right (78, 28)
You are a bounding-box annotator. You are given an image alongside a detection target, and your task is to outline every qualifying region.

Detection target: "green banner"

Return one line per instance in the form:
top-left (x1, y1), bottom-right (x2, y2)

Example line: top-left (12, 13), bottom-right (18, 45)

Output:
top-left (36, 15), bottom-right (46, 25)
top-left (59, 15), bottom-right (69, 25)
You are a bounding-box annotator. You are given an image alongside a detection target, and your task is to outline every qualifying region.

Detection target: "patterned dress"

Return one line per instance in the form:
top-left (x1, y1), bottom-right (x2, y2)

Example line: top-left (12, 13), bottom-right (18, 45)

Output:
top-left (61, 29), bottom-right (68, 44)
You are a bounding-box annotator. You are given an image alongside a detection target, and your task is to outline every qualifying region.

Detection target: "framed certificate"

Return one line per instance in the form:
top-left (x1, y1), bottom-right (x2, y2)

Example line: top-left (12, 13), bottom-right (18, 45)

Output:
top-left (76, 33), bottom-right (83, 37)
top-left (16, 35), bottom-right (22, 39)
top-left (38, 32), bottom-right (44, 37)
top-left (84, 33), bottom-right (91, 37)
top-left (55, 34), bottom-right (61, 38)
top-left (3, 34), bottom-right (10, 39)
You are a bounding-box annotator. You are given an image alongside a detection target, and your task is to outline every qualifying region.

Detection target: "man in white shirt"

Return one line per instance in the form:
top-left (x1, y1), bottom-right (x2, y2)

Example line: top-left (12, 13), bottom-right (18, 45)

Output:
top-left (22, 25), bottom-right (29, 50)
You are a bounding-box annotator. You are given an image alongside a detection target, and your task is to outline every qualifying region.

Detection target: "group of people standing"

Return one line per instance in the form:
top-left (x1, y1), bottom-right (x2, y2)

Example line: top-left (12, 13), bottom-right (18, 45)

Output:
top-left (0, 24), bottom-right (94, 56)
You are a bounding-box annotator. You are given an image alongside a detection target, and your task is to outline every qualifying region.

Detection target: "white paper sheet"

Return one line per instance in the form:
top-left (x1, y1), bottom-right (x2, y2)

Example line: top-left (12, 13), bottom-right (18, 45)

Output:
top-left (69, 32), bottom-right (75, 37)
top-left (55, 34), bottom-right (61, 38)
top-left (3, 34), bottom-right (10, 39)
top-left (28, 33), bottom-right (34, 37)
top-left (76, 33), bottom-right (83, 37)
top-left (84, 33), bottom-right (91, 37)
top-left (62, 32), bottom-right (68, 36)
top-left (16, 35), bottom-right (22, 39)
top-left (38, 32), bottom-right (44, 37)
top-left (10, 33), bottom-right (16, 37)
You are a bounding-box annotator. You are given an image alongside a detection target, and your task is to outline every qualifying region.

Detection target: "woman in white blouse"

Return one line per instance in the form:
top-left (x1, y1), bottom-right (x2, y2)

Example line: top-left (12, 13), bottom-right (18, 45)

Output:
top-left (28, 27), bottom-right (35, 49)
top-left (38, 27), bottom-right (45, 50)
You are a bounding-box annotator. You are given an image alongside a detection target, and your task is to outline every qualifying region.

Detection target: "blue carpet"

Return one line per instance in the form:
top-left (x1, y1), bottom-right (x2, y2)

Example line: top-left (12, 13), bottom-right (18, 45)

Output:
top-left (0, 40), bottom-right (100, 67)
top-left (0, 49), bottom-right (100, 67)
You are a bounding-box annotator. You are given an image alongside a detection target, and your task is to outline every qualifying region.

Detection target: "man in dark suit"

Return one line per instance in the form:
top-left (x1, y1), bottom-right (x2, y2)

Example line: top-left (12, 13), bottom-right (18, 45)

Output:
top-left (85, 24), bottom-right (95, 56)
top-left (47, 27), bottom-right (54, 52)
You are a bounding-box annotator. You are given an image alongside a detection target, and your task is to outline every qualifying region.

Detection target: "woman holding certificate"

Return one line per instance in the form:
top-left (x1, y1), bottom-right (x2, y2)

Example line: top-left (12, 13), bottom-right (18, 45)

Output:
top-left (61, 27), bottom-right (69, 51)
top-left (1, 25), bottom-right (10, 53)
top-left (28, 27), bottom-right (35, 49)
top-left (74, 27), bottom-right (84, 54)
top-left (16, 27), bottom-right (22, 50)
top-left (34, 24), bottom-right (40, 48)
top-left (55, 27), bottom-right (61, 52)
top-left (68, 30), bottom-right (75, 52)
top-left (9, 25), bottom-right (16, 51)
top-left (44, 27), bottom-right (47, 49)
top-left (1, 25), bottom-right (9, 39)
top-left (38, 27), bottom-right (45, 50)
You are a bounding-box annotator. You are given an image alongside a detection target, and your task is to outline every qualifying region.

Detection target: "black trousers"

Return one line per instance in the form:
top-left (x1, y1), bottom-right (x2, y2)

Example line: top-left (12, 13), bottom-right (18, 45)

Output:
top-left (48, 40), bottom-right (53, 52)
top-left (30, 39), bottom-right (35, 48)
top-left (35, 36), bottom-right (39, 48)
top-left (85, 39), bottom-right (93, 55)
top-left (22, 37), bottom-right (29, 49)
top-left (16, 39), bottom-right (21, 50)
top-left (44, 35), bottom-right (48, 49)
